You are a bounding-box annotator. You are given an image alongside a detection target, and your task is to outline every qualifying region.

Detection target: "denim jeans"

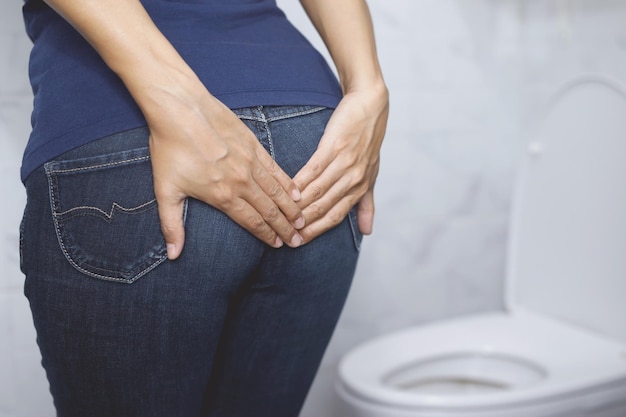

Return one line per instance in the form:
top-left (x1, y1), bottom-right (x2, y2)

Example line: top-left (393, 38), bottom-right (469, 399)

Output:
top-left (20, 105), bottom-right (362, 417)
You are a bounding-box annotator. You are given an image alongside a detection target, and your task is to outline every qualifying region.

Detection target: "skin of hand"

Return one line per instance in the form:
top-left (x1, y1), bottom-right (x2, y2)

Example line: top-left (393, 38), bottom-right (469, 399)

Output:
top-left (42, 0), bottom-right (306, 259)
top-left (293, 86), bottom-right (388, 241)
top-left (295, 0), bottom-right (389, 243)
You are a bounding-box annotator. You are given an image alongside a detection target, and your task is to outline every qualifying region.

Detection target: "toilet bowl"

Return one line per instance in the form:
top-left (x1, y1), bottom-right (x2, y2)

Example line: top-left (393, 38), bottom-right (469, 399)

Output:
top-left (337, 311), bottom-right (626, 417)
top-left (336, 77), bottom-right (626, 417)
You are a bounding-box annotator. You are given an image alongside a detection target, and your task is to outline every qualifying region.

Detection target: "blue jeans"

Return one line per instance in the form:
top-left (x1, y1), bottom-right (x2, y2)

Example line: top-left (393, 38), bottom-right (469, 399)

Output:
top-left (20, 105), bottom-right (361, 417)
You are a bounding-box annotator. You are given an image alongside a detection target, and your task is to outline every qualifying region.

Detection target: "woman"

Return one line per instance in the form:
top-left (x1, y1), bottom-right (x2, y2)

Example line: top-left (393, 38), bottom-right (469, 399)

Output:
top-left (19, 0), bottom-right (388, 415)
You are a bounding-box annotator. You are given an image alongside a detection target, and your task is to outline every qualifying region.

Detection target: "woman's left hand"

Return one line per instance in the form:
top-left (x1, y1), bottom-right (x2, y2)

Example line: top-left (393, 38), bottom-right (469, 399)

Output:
top-left (293, 83), bottom-right (389, 243)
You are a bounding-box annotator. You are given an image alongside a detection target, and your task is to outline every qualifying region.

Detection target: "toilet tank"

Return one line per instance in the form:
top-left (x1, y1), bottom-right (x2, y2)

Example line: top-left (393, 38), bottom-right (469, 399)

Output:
top-left (506, 77), bottom-right (626, 345)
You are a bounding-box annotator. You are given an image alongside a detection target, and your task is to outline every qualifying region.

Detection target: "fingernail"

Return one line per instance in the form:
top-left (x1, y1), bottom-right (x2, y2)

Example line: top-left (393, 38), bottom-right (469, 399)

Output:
top-left (290, 234), bottom-right (303, 248)
top-left (291, 188), bottom-right (301, 201)
top-left (294, 217), bottom-right (305, 229)
top-left (274, 236), bottom-right (284, 248)
top-left (166, 243), bottom-right (177, 259)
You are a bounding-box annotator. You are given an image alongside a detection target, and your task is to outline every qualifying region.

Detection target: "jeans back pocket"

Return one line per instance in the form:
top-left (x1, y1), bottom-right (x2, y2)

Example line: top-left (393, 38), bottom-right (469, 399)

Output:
top-left (45, 147), bottom-right (168, 283)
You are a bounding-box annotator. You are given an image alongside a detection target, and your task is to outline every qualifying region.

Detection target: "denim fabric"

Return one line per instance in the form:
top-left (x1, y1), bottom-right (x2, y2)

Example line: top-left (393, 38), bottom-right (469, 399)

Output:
top-left (20, 105), bottom-right (362, 417)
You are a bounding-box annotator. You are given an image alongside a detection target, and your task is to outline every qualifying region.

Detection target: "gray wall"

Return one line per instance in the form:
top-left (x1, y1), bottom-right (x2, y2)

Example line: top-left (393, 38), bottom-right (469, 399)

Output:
top-left (2, 1), bottom-right (626, 416)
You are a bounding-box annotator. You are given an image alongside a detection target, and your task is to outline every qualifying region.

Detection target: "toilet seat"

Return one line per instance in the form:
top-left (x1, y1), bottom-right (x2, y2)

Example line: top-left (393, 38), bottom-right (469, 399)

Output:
top-left (382, 351), bottom-right (546, 395)
top-left (381, 352), bottom-right (546, 396)
top-left (339, 310), bottom-right (626, 410)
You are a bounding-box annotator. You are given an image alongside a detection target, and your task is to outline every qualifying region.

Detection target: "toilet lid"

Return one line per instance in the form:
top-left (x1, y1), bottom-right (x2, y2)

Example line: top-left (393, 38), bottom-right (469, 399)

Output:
top-left (506, 77), bottom-right (626, 344)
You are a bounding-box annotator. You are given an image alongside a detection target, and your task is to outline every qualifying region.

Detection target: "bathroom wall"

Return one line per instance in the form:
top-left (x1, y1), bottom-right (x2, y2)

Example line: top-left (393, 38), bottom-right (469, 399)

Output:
top-left (2, 1), bottom-right (626, 416)
top-left (0, 2), bottom-right (53, 416)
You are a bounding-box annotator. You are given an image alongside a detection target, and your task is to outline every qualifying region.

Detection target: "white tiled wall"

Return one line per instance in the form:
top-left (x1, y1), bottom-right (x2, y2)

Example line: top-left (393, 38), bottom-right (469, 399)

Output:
top-left (2, 1), bottom-right (625, 417)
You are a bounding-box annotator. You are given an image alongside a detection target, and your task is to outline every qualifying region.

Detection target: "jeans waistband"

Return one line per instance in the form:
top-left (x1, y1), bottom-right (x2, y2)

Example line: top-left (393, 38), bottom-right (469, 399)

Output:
top-left (53, 105), bottom-right (328, 163)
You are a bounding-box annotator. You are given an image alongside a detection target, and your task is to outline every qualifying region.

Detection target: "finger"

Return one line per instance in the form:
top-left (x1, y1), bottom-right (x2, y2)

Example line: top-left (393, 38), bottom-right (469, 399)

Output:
top-left (299, 196), bottom-right (355, 244)
top-left (300, 170), bottom-right (357, 227)
top-left (357, 190), bottom-right (375, 235)
top-left (298, 161), bottom-right (351, 210)
top-left (241, 182), bottom-right (304, 248)
top-left (222, 196), bottom-right (286, 249)
top-left (155, 191), bottom-right (186, 260)
top-left (256, 148), bottom-right (302, 202)
top-left (292, 142), bottom-right (336, 193)
top-left (254, 153), bottom-right (305, 229)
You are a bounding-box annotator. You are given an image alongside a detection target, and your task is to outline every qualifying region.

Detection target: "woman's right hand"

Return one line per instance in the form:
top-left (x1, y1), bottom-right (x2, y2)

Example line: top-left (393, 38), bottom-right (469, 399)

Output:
top-left (43, 0), bottom-right (305, 260)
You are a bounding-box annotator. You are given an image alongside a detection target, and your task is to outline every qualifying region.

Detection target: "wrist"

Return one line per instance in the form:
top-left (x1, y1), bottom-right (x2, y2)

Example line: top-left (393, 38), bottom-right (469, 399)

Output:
top-left (343, 76), bottom-right (388, 101)
top-left (340, 67), bottom-right (387, 95)
top-left (118, 50), bottom-right (207, 123)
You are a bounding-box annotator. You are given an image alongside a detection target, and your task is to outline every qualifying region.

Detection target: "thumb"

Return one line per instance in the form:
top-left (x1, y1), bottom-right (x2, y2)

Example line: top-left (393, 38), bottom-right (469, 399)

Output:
top-left (156, 192), bottom-right (186, 260)
top-left (357, 190), bottom-right (375, 235)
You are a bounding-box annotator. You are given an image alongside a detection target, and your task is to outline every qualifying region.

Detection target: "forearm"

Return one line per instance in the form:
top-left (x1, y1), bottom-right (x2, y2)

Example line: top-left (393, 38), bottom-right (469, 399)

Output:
top-left (299, 0), bottom-right (385, 93)
top-left (43, 0), bottom-right (202, 120)
top-left (293, 0), bottom-right (389, 240)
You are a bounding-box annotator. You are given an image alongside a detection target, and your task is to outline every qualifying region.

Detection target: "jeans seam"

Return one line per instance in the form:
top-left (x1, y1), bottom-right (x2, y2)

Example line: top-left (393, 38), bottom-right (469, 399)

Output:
top-left (19, 213), bottom-right (25, 273)
top-left (347, 209), bottom-right (363, 252)
top-left (257, 107), bottom-right (276, 160)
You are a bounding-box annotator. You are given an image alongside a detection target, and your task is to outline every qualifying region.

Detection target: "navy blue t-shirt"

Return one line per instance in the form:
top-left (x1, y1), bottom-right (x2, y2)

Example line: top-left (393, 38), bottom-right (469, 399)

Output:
top-left (21, 0), bottom-right (342, 181)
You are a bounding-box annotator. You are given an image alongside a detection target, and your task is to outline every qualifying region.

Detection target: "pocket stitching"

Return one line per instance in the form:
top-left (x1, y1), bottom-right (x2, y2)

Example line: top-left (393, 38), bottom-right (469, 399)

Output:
top-left (51, 203), bottom-right (165, 278)
top-left (54, 199), bottom-right (156, 218)
top-left (45, 156), bottom-right (169, 284)
top-left (49, 155), bottom-right (150, 174)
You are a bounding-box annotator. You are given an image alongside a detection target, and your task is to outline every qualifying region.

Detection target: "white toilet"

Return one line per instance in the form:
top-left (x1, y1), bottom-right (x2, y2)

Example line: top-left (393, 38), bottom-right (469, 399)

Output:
top-left (336, 77), bottom-right (626, 417)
